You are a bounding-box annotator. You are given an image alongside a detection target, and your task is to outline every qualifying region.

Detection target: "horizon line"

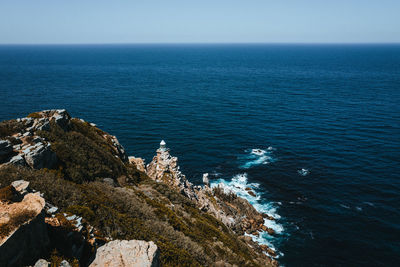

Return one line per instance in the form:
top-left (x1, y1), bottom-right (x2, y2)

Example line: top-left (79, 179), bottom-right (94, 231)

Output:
top-left (0, 42), bottom-right (399, 46)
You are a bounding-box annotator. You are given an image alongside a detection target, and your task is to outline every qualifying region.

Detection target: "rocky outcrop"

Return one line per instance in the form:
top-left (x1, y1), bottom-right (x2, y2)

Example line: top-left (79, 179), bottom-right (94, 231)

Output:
top-left (0, 182), bottom-right (49, 267)
top-left (0, 140), bottom-right (13, 161)
top-left (146, 141), bottom-right (196, 199)
top-left (143, 141), bottom-right (279, 260)
top-left (109, 135), bottom-right (128, 162)
top-left (34, 259), bottom-right (50, 267)
top-left (90, 240), bottom-right (160, 267)
top-left (129, 156), bottom-right (146, 172)
top-left (23, 142), bottom-right (57, 169)
top-left (0, 179), bottom-right (105, 267)
top-left (0, 110), bottom-right (70, 168)
top-left (1, 109), bottom-right (129, 170)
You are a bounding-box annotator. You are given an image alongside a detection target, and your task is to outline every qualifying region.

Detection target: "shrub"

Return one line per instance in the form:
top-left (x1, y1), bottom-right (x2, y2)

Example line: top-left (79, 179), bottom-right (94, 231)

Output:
top-left (0, 209), bottom-right (37, 239)
top-left (37, 121), bottom-right (127, 183)
top-left (27, 112), bottom-right (42, 118)
top-left (0, 185), bottom-right (18, 202)
top-left (0, 119), bottom-right (26, 138)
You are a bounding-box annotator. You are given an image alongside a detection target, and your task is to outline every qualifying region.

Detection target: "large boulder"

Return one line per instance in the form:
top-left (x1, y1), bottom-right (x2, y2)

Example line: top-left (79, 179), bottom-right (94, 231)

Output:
top-left (23, 142), bottom-right (57, 169)
top-left (128, 156), bottom-right (146, 172)
top-left (90, 240), bottom-right (160, 267)
top-left (0, 189), bottom-right (49, 267)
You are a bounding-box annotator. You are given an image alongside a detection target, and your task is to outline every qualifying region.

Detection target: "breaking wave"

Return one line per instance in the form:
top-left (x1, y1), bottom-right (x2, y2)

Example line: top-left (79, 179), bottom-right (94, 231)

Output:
top-left (239, 148), bottom-right (276, 169)
top-left (210, 173), bottom-right (284, 256)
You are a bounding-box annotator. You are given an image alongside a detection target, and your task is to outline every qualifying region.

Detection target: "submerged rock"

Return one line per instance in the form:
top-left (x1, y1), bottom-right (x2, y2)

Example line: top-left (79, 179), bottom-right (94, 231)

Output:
top-left (90, 240), bottom-right (160, 267)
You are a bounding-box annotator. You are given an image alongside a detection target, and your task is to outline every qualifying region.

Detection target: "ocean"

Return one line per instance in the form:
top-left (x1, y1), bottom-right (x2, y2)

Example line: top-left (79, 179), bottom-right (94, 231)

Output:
top-left (1, 44), bottom-right (399, 266)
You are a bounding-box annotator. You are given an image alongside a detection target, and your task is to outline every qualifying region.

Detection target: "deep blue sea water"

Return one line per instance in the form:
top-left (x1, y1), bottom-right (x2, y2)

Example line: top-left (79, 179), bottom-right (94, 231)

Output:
top-left (1, 44), bottom-right (400, 266)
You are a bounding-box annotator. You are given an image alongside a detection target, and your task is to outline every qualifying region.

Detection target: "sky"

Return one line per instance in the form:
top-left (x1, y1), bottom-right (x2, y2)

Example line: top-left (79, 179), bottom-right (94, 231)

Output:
top-left (0, 0), bottom-right (399, 44)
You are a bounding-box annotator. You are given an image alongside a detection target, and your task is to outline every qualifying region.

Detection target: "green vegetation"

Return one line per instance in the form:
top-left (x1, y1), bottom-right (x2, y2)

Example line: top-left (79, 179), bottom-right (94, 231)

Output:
top-left (0, 119), bottom-right (26, 138)
top-left (0, 209), bottom-right (37, 240)
top-left (36, 119), bottom-right (137, 184)
top-left (0, 116), bottom-right (267, 266)
top-left (0, 165), bottom-right (263, 266)
top-left (27, 112), bottom-right (42, 119)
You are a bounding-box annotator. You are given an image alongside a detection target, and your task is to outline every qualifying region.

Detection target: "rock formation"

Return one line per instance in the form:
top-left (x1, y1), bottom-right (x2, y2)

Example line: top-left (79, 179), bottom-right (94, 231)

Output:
top-left (0, 111), bottom-right (279, 266)
top-left (128, 156), bottom-right (146, 172)
top-left (143, 140), bottom-right (279, 259)
top-left (89, 240), bottom-right (160, 267)
top-left (146, 140), bottom-right (196, 199)
top-left (0, 109), bottom-right (127, 170)
top-left (0, 181), bottom-right (50, 267)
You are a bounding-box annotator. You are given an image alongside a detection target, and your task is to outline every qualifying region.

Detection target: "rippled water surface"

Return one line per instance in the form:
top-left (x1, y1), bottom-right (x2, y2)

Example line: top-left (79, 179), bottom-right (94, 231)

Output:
top-left (1, 44), bottom-right (400, 266)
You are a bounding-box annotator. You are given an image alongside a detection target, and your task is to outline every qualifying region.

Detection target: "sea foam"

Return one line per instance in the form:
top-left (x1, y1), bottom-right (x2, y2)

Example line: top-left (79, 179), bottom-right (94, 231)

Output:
top-left (210, 173), bottom-right (284, 255)
top-left (239, 148), bottom-right (276, 169)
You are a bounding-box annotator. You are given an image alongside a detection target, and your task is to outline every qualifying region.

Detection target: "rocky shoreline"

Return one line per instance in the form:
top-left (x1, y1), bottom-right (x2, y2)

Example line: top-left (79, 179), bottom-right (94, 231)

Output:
top-left (0, 110), bottom-right (279, 267)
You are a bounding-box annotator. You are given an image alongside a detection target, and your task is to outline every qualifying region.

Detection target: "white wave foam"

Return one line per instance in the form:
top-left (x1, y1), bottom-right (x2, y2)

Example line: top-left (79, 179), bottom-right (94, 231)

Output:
top-left (297, 168), bottom-right (309, 176)
top-left (340, 204), bottom-right (350, 209)
top-left (240, 148), bottom-right (275, 169)
top-left (210, 173), bottom-right (284, 253)
top-left (363, 201), bottom-right (375, 207)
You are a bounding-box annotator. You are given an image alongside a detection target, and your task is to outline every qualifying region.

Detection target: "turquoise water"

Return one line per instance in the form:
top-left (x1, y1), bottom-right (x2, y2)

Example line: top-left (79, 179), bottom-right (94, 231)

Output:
top-left (1, 44), bottom-right (399, 266)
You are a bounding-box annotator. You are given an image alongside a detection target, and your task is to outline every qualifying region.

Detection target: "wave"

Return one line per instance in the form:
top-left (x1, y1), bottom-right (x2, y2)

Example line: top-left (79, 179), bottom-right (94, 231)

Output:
top-left (210, 173), bottom-right (284, 256)
top-left (239, 148), bottom-right (276, 169)
top-left (297, 168), bottom-right (309, 176)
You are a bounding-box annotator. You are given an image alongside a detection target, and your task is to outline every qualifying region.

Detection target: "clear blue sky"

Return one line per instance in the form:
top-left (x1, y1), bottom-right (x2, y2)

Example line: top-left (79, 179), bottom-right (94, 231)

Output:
top-left (1, 0), bottom-right (399, 44)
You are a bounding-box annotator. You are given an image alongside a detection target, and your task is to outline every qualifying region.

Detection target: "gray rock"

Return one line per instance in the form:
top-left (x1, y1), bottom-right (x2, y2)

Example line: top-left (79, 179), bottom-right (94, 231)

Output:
top-left (8, 154), bottom-right (26, 166)
top-left (12, 144), bottom-right (22, 150)
top-left (11, 180), bottom-right (29, 194)
top-left (32, 136), bottom-right (44, 144)
top-left (47, 206), bottom-right (58, 214)
top-left (37, 121), bottom-right (50, 131)
top-left (0, 197), bottom-right (49, 266)
top-left (52, 109), bottom-right (70, 130)
top-left (110, 136), bottom-right (128, 162)
top-left (24, 143), bottom-right (57, 169)
top-left (24, 117), bottom-right (34, 127)
top-left (34, 259), bottom-right (49, 267)
top-left (0, 140), bottom-right (13, 161)
top-left (103, 178), bottom-right (116, 187)
top-left (59, 260), bottom-right (71, 267)
top-left (90, 240), bottom-right (160, 267)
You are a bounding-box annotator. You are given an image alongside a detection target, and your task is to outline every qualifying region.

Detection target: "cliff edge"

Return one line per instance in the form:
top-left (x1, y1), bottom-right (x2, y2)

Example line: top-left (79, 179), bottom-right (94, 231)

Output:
top-left (0, 110), bottom-right (278, 267)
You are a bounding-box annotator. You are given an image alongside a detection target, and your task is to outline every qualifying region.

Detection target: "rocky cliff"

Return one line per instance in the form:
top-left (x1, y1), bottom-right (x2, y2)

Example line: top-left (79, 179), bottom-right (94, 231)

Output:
top-left (0, 181), bottom-right (49, 266)
top-left (0, 110), bottom-right (278, 267)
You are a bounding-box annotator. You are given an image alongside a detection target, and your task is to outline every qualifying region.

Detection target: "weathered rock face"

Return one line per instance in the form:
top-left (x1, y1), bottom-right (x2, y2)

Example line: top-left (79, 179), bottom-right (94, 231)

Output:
top-left (109, 135), bottom-right (128, 162)
top-left (0, 110), bottom-right (70, 169)
top-left (129, 156), bottom-right (146, 172)
top-left (0, 140), bottom-right (13, 162)
top-left (146, 142), bottom-right (195, 199)
top-left (143, 141), bottom-right (279, 261)
top-left (1, 109), bottom-right (130, 170)
top-left (34, 259), bottom-right (50, 267)
top-left (0, 182), bottom-right (49, 267)
top-left (89, 240), bottom-right (160, 267)
top-left (23, 142), bottom-right (57, 169)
